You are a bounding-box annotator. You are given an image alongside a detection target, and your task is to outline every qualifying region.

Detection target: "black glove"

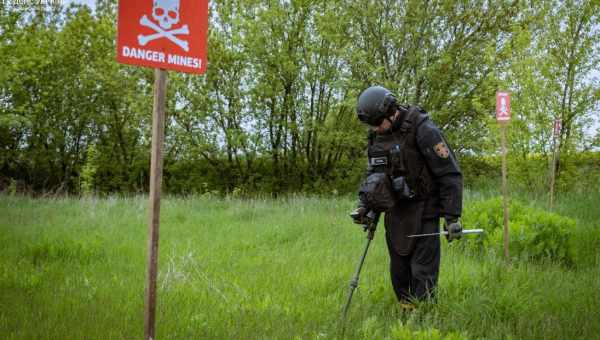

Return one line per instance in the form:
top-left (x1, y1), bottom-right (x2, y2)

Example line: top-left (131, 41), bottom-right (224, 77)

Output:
top-left (350, 207), bottom-right (368, 225)
top-left (444, 217), bottom-right (462, 242)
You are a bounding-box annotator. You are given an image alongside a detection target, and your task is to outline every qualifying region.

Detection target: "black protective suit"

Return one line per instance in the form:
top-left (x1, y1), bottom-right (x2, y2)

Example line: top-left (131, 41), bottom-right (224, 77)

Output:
top-left (361, 105), bottom-right (463, 302)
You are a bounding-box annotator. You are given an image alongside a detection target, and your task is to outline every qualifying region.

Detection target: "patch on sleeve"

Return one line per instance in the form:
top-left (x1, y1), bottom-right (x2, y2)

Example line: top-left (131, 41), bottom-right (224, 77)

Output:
top-left (433, 142), bottom-right (449, 158)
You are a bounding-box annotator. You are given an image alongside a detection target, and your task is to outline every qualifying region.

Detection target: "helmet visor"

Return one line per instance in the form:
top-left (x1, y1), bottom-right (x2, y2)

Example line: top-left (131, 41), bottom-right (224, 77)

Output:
top-left (358, 110), bottom-right (387, 126)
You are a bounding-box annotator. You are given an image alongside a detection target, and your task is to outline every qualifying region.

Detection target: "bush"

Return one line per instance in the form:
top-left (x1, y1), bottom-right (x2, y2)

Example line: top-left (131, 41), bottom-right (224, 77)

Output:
top-left (462, 197), bottom-right (575, 264)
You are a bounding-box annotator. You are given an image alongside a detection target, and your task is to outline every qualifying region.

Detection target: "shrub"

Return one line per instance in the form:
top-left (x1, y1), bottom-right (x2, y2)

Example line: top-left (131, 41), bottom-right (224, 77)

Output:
top-left (462, 197), bottom-right (575, 264)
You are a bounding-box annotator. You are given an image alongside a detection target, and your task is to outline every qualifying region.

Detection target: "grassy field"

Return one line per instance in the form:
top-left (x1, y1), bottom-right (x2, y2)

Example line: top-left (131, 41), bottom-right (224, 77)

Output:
top-left (1, 190), bottom-right (599, 339)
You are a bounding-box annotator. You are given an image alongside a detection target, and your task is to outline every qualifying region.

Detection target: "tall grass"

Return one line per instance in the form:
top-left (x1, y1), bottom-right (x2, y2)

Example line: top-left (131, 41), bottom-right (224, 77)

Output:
top-left (1, 192), bottom-right (599, 339)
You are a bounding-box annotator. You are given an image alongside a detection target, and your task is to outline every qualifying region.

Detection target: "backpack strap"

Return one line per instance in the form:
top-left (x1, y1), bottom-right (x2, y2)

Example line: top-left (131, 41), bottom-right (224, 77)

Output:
top-left (396, 105), bottom-right (423, 144)
top-left (367, 130), bottom-right (376, 147)
top-left (394, 105), bottom-right (433, 199)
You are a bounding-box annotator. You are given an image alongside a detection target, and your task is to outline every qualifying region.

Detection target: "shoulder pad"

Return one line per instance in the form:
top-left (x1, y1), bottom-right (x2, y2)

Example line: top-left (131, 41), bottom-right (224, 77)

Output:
top-left (411, 105), bottom-right (427, 114)
top-left (407, 105), bottom-right (429, 127)
top-left (416, 120), bottom-right (461, 176)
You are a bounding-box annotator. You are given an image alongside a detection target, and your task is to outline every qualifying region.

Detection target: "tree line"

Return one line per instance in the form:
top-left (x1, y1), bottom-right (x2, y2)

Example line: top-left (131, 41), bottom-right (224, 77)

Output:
top-left (0, 0), bottom-right (598, 196)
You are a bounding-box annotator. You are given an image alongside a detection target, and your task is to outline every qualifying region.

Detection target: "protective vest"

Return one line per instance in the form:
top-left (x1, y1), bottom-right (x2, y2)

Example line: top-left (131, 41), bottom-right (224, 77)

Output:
top-left (367, 106), bottom-right (434, 200)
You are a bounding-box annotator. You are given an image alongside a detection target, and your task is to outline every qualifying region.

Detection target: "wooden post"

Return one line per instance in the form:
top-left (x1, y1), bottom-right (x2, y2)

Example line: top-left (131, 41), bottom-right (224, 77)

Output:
top-left (549, 119), bottom-right (560, 210)
top-left (144, 68), bottom-right (168, 340)
top-left (500, 122), bottom-right (510, 260)
top-left (549, 135), bottom-right (557, 210)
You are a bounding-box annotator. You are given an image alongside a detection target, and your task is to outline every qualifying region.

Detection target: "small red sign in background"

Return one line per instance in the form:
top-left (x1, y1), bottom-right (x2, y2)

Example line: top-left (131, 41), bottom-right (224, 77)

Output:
top-left (496, 91), bottom-right (511, 122)
top-left (116, 0), bottom-right (208, 74)
top-left (553, 119), bottom-right (562, 137)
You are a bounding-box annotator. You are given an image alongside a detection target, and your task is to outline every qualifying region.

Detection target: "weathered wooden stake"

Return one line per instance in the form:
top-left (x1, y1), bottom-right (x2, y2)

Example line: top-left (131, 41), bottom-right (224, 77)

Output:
top-left (144, 68), bottom-right (168, 340)
top-left (549, 125), bottom-right (560, 210)
top-left (500, 122), bottom-right (510, 260)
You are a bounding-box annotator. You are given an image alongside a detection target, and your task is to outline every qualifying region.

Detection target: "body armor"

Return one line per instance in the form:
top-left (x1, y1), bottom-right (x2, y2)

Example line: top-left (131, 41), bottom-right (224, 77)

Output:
top-left (365, 106), bottom-right (434, 255)
top-left (367, 106), bottom-right (434, 200)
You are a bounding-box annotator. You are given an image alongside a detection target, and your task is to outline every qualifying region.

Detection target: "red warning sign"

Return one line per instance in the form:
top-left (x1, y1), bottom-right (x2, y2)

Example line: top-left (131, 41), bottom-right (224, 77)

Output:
top-left (553, 118), bottom-right (562, 137)
top-left (116, 0), bottom-right (208, 74)
top-left (496, 91), bottom-right (511, 122)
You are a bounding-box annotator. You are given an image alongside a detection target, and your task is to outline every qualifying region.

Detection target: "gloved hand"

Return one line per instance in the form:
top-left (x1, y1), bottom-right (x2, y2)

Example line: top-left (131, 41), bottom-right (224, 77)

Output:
top-left (350, 207), bottom-right (369, 225)
top-left (444, 217), bottom-right (462, 242)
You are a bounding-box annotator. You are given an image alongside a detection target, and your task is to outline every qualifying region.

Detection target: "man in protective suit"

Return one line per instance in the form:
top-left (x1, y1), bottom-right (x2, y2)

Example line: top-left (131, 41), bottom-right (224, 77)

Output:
top-left (352, 85), bottom-right (463, 305)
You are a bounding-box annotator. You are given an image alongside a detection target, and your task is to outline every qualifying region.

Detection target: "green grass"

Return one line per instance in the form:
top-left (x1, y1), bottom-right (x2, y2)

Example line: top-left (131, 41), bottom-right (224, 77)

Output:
top-left (1, 191), bottom-right (599, 339)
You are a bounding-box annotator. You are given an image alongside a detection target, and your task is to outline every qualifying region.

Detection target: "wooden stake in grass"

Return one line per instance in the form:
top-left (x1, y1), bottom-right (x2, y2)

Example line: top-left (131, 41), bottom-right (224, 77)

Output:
top-left (496, 91), bottom-right (511, 260)
top-left (549, 118), bottom-right (561, 210)
top-left (500, 122), bottom-right (510, 260)
top-left (144, 68), bottom-right (168, 340)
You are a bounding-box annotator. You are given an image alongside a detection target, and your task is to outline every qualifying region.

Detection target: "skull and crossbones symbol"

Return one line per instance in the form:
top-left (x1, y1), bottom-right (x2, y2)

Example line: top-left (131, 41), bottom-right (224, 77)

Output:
top-left (137, 0), bottom-right (189, 51)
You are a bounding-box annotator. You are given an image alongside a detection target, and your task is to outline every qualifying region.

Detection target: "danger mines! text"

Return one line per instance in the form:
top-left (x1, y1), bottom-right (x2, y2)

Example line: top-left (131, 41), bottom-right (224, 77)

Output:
top-left (122, 46), bottom-right (202, 69)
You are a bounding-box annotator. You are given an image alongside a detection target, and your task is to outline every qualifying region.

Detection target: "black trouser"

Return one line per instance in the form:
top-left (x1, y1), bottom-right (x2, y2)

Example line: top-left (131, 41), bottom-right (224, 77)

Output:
top-left (385, 218), bottom-right (440, 302)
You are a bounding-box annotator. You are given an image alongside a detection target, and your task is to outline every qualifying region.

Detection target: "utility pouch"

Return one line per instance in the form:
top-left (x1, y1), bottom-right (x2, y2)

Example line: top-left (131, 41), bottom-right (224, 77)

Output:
top-left (389, 144), bottom-right (407, 176)
top-left (359, 173), bottom-right (396, 213)
top-left (392, 176), bottom-right (415, 200)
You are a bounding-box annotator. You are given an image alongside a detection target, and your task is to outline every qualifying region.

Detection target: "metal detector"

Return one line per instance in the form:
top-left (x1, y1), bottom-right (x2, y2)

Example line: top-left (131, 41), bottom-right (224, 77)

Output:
top-left (341, 210), bottom-right (380, 325)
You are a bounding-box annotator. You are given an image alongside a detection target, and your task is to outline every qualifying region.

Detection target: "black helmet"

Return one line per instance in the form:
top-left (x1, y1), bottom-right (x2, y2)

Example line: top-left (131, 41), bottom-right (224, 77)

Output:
top-left (356, 86), bottom-right (397, 126)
